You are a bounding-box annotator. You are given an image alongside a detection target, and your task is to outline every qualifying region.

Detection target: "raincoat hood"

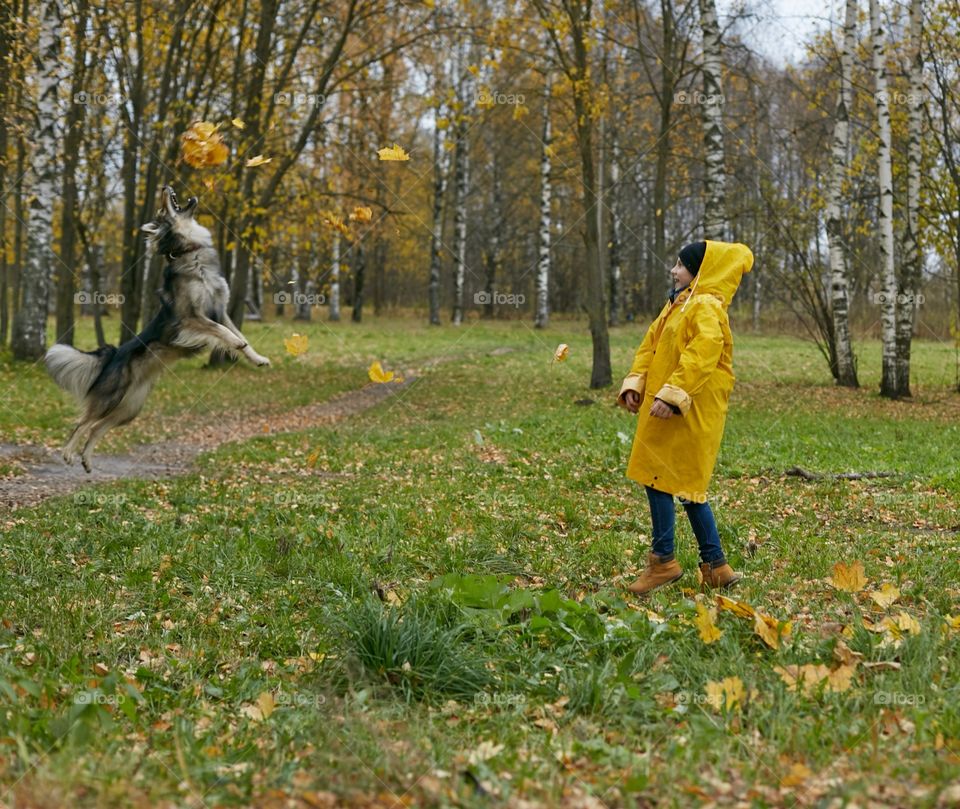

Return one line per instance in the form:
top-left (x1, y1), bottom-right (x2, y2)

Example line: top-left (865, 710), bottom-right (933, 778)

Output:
top-left (685, 240), bottom-right (754, 309)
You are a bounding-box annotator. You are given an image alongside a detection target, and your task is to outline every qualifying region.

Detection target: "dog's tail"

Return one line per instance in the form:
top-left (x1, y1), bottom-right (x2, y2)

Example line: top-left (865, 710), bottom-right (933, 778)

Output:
top-left (44, 344), bottom-right (114, 401)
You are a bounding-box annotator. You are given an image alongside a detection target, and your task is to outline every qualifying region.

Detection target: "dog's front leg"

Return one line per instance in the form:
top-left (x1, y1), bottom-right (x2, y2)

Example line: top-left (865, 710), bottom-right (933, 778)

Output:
top-left (176, 318), bottom-right (270, 367)
top-left (220, 313), bottom-right (271, 367)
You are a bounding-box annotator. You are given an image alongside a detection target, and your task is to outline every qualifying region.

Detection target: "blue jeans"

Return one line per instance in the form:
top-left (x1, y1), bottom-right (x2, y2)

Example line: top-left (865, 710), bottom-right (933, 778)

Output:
top-left (645, 486), bottom-right (726, 566)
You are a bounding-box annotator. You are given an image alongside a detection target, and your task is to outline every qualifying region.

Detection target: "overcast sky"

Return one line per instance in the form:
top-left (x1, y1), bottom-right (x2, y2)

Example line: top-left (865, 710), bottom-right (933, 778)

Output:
top-left (718, 0), bottom-right (846, 65)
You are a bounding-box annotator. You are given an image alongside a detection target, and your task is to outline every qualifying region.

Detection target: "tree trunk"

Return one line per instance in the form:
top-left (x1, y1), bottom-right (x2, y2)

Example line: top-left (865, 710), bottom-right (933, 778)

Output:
top-left (826, 0), bottom-right (859, 387)
top-left (329, 230), bottom-right (341, 321)
top-left (483, 163), bottom-right (503, 320)
top-left (698, 0), bottom-right (726, 240)
top-left (895, 0), bottom-right (923, 397)
top-left (351, 242), bottom-right (365, 323)
top-left (117, 0), bottom-right (144, 342)
top-left (870, 0), bottom-right (899, 398)
top-left (11, 0), bottom-right (62, 361)
top-left (535, 73), bottom-right (552, 330)
top-left (428, 102), bottom-right (447, 326)
top-left (608, 127), bottom-right (623, 326)
top-left (451, 117), bottom-right (469, 325)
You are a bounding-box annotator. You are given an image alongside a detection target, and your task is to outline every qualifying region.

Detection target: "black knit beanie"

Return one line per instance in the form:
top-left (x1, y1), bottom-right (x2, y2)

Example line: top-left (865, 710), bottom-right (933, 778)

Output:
top-left (678, 241), bottom-right (707, 275)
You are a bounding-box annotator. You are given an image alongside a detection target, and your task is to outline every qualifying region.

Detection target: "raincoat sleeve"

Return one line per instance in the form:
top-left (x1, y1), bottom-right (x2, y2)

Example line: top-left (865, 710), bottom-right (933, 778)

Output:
top-left (617, 314), bottom-right (660, 408)
top-left (653, 302), bottom-right (724, 416)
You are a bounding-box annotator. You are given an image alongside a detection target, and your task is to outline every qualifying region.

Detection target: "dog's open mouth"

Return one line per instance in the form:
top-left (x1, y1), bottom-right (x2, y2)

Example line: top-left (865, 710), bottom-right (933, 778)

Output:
top-left (162, 186), bottom-right (198, 216)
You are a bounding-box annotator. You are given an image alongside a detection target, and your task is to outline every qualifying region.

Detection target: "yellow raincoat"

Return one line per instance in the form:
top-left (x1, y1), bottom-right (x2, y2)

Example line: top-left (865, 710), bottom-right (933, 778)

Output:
top-left (617, 241), bottom-right (754, 501)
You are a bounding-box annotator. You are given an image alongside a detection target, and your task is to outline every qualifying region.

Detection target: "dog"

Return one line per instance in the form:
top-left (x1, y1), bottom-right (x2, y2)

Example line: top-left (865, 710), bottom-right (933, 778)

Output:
top-left (45, 186), bottom-right (270, 472)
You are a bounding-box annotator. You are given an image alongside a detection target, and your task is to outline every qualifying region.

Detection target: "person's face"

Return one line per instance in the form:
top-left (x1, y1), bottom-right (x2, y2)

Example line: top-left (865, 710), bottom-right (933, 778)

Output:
top-left (671, 258), bottom-right (695, 288)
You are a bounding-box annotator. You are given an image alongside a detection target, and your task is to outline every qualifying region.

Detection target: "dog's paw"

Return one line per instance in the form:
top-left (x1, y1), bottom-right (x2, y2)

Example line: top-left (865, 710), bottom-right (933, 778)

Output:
top-left (255, 355), bottom-right (271, 367)
top-left (81, 458), bottom-right (92, 474)
top-left (63, 449), bottom-right (76, 465)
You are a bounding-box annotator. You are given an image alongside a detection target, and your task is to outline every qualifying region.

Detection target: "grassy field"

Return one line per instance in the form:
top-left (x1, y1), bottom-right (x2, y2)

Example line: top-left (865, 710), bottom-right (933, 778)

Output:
top-left (1, 315), bottom-right (959, 808)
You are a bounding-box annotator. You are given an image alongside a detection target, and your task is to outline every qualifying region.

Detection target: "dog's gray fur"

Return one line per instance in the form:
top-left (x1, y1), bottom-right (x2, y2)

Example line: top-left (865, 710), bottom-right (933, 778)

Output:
top-left (45, 186), bottom-right (270, 472)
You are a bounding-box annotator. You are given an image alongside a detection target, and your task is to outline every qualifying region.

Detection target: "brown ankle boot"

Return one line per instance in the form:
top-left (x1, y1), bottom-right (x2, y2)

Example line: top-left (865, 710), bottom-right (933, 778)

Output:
top-left (627, 552), bottom-right (683, 595)
top-left (699, 561), bottom-right (743, 590)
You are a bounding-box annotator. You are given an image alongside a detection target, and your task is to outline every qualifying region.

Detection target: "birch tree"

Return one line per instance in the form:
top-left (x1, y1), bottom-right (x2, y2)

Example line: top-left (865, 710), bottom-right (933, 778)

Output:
top-left (698, 0), bottom-right (726, 240)
top-left (450, 39), bottom-right (471, 326)
top-left (11, 0), bottom-right (62, 361)
top-left (428, 95), bottom-right (449, 325)
top-left (896, 0), bottom-right (923, 397)
top-left (826, 0), bottom-right (859, 387)
top-left (870, 0), bottom-right (899, 398)
top-left (535, 72), bottom-right (552, 330)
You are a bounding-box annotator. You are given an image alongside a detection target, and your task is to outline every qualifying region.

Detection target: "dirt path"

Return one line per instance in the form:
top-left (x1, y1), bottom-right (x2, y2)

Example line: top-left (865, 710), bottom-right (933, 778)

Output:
top-left (0, 376), bottom-right (417, 511)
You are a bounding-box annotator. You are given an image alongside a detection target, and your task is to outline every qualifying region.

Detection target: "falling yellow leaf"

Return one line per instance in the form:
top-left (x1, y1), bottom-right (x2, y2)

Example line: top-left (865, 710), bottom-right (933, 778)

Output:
top-left (830, 560), bottom-right (868, 593)
top-left (181, 121), bottom-right (229, 168)
top-left (202, 176), bottom-right (216, 192)
top-left (349, 206), bottom-right (373, 223)
top-left (368, 361), bottom-right (396, 384)
top-left (306, 450), bottom-right (321, 468)
top-left (231, 117), bottom-right (245, 129)
top-left (553, 344), bottom-right (569, 363)
top-left (694, 603), bottom-right (722, 644)
top-left (322, 211), bottom-right (352, 240)
top-left (245, 154), bottom-right (272, 167)
top-left (284, 333), bottom-right (308, 357)
top-left (869, 582), bottom-right (900, 609)
top-left (377, 143), bottom-right (410, 161)
top-left (704, 676), bottom-right (744, 712)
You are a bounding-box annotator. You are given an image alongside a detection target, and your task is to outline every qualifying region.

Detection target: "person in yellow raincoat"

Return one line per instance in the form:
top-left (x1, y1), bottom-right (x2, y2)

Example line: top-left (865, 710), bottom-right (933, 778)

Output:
top-left (617, 240), bottom-right (754, 595)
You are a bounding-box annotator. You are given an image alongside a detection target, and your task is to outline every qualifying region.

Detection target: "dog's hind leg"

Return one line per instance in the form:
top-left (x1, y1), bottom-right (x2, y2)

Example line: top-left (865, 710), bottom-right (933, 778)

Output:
top-left (62, 420), bottom-right (91, 465)
top-left (78, 416), bottom-right (118, 473)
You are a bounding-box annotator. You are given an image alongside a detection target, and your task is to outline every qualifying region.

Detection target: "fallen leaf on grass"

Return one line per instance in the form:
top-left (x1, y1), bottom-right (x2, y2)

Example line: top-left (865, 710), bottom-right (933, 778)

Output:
top-left (368, 361), bottom-right (403, 384)
top-left (553, 344), bottom-right (569, 363)
top-left (830, 560), bottom-right (868, 592)
top-left (704, 676), bottom-right (744, 712)
top-left (695, 603), bottom-right (722, 644)
top-left (869, 582), bottom-right (900, 609)
top-left (774, 662), bottom-right (856, 696)
top-left (780, 761), bottom-right (813, 788)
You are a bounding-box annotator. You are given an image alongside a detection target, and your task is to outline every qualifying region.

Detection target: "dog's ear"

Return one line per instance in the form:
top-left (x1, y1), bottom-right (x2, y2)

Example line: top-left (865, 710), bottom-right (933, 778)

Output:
top-left (140, 222), bottom-right (159, 234)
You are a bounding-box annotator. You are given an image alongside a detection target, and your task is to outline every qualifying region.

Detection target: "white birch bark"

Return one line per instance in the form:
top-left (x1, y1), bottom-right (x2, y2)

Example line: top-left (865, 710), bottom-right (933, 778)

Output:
top-left (826, 0), bottom-right (859, 387)
top-left (698, 0), bottom-right (726, 240)
top-left (329, 230), bottom-right (341, 321)
top-left (535, 73), bottom-right (552, 329)
top-left (870, 0), bottom-right (899, 397)
top-left (11, 0), bottom-right (62, 360)
top-left (428, 100), bottom-right (448, 326)
top-left (608, 127), bottom-right (623, 326)
top-left (896, 0), bottom-right (923, 396)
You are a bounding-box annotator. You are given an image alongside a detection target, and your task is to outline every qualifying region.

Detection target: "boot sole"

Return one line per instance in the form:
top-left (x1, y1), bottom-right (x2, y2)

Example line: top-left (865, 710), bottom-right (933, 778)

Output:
top-left (627, 571), bottom-right (684, 596)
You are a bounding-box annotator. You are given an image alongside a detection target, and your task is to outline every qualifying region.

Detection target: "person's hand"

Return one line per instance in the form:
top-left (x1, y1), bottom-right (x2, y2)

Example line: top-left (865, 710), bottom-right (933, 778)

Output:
top-left (623, 390), bottom-right (640, 414)
top-left (650, 398), bottom-right (674, 419)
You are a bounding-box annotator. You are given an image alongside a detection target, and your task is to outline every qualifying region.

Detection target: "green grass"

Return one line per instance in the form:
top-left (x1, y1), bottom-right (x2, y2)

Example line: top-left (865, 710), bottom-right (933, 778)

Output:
top-left (0, 316), bottom-right (958, 807)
